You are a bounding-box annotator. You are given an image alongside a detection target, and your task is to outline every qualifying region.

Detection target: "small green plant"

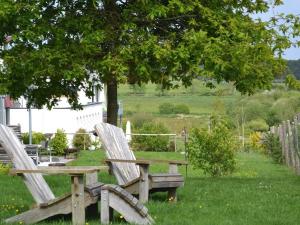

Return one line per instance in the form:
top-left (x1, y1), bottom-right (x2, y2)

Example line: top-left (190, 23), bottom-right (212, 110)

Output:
top-left (22, 132), bottom-right (46, 144)
top-left (49, 129), bottom-right (68, 155)
top-left (187, 119), bottom-right (238, 176)
top-left (132, 122), bottom-right (170, 152)
top-left (0, 163), bottom-right (10, 175)
top-left (130, 112), bottom-right (154, 129)
top-left (159, 103), bottom-right (174, 114)
top-left (72, 128), bottom-right (91, 150)
top-left (159, 103), bottom-right (190, 114)
top-left (249, 131), bottom-right (264, 152)
top-left (263, 133), bottom-right (283, 163)
top-left (173, 104), bottom-right (190, 114)
top-left (246, 119), bottom-right (269, 132)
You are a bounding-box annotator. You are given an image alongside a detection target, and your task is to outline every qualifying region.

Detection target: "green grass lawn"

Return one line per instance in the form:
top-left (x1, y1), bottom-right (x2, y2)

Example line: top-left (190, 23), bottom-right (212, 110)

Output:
top-left (1, 150), bottom-right (300, 225)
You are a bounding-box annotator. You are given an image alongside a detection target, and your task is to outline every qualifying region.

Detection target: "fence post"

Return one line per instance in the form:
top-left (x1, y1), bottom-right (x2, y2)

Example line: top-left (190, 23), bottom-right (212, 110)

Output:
top-left (278, 124), bottom-right (285, 162)
top-left (283, 121), bottom-right (291, 167)
top-left (293, 117), bottom-right (300, 174)
top-left (287, 121), bottom-right (296, 170)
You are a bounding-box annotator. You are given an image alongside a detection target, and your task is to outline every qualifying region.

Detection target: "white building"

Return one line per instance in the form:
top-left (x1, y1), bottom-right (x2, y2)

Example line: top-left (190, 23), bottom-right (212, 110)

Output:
top-left (8, 88), bottom-right (106, 138)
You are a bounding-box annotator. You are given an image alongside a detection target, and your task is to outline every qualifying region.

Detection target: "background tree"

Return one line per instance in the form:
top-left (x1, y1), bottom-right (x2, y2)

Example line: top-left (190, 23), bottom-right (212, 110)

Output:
top-left (0, 1), bottom-right (299, 125)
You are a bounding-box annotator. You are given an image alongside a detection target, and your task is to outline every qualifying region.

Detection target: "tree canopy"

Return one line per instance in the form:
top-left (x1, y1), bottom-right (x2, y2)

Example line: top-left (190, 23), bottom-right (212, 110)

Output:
top-left (0, 0), bottom-right (299, 124)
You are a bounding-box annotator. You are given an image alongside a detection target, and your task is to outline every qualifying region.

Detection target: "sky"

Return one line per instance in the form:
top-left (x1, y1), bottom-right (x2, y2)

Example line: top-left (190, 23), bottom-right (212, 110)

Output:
top-left (254, 0), bottom-right (300, 60)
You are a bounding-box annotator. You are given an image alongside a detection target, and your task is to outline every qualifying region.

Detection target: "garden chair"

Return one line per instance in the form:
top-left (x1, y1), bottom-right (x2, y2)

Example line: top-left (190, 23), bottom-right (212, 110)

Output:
top-left (0, 124), bottom-right (153, 225)
top-left (94, 122), bottom-right (188, 203)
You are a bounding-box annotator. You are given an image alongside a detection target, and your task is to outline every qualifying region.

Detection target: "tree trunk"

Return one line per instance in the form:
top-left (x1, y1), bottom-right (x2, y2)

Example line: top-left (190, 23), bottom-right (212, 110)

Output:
top-left (106, 78), bottom-right (118, 126)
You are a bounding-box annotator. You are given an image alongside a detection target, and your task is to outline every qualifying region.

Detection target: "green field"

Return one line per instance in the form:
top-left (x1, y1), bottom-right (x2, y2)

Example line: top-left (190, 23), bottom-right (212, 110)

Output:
top-left (1, 150), bottom-right (300, 225)
top-left (118, 81), bottom-right (240, 133)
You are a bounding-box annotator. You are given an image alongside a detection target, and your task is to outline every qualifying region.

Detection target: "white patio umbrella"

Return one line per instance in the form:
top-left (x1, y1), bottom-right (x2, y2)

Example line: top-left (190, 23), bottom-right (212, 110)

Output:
top-left (125, 120), bottom-right (132, 143)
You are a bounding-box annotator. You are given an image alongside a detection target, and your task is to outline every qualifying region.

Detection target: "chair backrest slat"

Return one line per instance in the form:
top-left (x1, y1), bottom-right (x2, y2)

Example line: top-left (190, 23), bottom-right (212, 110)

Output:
top-left (95, 123), bottom-right (140, 185)
top-left (0, 125), bottom-right (55, 204)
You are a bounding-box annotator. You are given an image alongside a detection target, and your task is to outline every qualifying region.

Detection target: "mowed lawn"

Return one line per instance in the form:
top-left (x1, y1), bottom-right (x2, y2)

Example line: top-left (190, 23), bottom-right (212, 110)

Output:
top-left (1, 151), bottom-right (300, 225)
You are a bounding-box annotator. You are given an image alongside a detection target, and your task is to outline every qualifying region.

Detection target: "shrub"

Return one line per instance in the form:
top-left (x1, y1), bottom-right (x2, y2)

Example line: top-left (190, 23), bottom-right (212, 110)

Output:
top-left (249, 132), bottom-right (264, 152)
top-left (187, 120), bottom-right (237, 176)
top-left (49, 129), bottom-right (68, 155)
top-left (263, 133), bottom-right (283, 163)
top-left (72, 128), bottom-right (91, 150)
top-left (22, 132), bottom-right (46, 144)
top-left (159, 103), bottom-right (190, 114)
top-left (246, 119), bottom-right (269, 132)
top-left (0, 163), bottom-right (10, 175)
top-left (159, 103), bottom-right (174, 114)
top-left (131, 112), bottom-right (154, 129)
top-left (266, 110), bottom-right (281, 127)
top-left (173, 104), bottom-right (190, 114)
top-left (129, 84), bottom-right (146, 95)
top-left (132, 122), bottom-right (170, 152)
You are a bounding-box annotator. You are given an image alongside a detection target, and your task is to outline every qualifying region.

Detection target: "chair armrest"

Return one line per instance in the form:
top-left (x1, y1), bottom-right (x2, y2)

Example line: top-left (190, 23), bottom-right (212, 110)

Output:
top-left (104, 159), bottom-right (150, 166)
top-left (104, 158), bottom-right (187, 165)
top-left (137, 158), bottom-right (188, 165)
top-left (10, 166), bottom-right (106, 175)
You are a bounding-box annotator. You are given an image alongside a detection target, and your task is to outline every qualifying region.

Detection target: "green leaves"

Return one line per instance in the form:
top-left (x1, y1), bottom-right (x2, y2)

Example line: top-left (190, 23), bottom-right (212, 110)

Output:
top-left (0, 0), bottom-right (298, 109)
top-left (188, 118), bottom-right (238, 176)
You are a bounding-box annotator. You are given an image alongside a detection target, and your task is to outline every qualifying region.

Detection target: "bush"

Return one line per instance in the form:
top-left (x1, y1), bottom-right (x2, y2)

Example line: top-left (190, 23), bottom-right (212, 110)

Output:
top-left (0, 163), bottom-right (10, 175)
top-left (263, 133), bottom-right (283, 163)
top-left (246, 119), bottom-right (269, 132)
top-left (72, 128), bottom-right (91, 150)
top-left (249, 132), bottom-right (264, 152)
top-left (187, 120), bottom-right (237, 176)
top-left (266, 110), bottom-right (282, 127)
top-left (49, 129), bottom-right (68, 155)
top-left (132, 122), bottom-right (170, 152)
top-left (159, 103), bottom-right (174, 114)
top-left (159, 103), bottom-right (190, 114)
top-left (130, 112), bottom-right (154, 129)
top-left (173, 104), bottom-right (190, 114)
top-left (22, 132), bottom-right (46, 144)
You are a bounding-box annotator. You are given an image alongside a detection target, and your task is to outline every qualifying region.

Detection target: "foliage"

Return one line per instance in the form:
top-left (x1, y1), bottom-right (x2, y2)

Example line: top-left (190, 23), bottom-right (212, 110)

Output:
top-left (247, 119), bottom-right (269, 132)
top-left (129, 84), bottom-right (146, 95)
top-left (287, 60), bottom-right (300, 79)
top-left (49, 129), bottom-right (68, 155)
top-left (285, 74), bottom-right (300, 90)
top-left (266, 110), bottom-right (282, 126)
top-left (262, 133), bottom-right (283, 164)
top-left (0, 163), bottom-right (10, 175)
top-left (0, 1), bottom-right (297, 124)
top-left (187, 119), bottom-right (237, 176)
top-left (159, 103), bottom-right (190, 114)
top-left (22, 132), bottom-right (46, 145)
top-left (249, 132), bottom-right (264, 152)
top-left (132, 122), bottom-right (170, 152)
top-left (130, 112), bottom-right (154, 129)
top-left (159, 103), bottom-right (175, 114)
top-left (173, 104), bottom-right (190, 114)
top-left (72, 128), bottom-right (91, 150)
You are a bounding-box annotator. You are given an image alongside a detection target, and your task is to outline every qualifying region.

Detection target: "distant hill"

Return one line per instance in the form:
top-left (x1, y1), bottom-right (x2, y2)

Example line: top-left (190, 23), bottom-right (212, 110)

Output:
top-left (287, 59), bottom-right (300, 79)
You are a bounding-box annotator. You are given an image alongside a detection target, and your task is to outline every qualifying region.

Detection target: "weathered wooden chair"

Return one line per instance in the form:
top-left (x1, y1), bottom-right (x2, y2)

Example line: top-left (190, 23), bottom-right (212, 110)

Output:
top-left (0, 124), bottom-right (153, 225)
top-left (95, 123), bottom-right (187, 203)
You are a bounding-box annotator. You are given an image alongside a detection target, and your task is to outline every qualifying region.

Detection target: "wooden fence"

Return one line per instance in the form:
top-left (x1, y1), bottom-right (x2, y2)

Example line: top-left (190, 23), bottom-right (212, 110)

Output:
top-left (270, 114), bottom-right (300, 175)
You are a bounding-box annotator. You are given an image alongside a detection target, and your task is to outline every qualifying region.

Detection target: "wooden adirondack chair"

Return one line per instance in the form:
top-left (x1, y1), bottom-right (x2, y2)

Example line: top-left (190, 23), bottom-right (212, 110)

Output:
top-left (0, 124), bottom-right (154, 225)
top-left (94, 123), bottom-right (187, 203)
top-left (0, 124), bottom-right (104, 225)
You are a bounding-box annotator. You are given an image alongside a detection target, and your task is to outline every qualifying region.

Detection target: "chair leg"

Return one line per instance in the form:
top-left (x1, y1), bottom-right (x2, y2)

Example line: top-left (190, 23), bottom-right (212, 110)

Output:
top-left (167, 188), bottom-right (177, 202)
top-left (101, 189), bottom-right (113, 224)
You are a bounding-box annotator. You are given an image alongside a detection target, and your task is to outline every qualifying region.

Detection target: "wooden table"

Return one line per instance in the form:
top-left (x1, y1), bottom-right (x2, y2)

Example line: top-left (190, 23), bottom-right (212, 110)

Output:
top-left (11, 166), bottom-right (105, 225)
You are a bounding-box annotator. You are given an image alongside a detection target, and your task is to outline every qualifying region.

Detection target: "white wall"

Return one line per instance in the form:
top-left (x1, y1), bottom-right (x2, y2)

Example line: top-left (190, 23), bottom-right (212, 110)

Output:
top-left (10, 103), bottom-right (103, 134)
